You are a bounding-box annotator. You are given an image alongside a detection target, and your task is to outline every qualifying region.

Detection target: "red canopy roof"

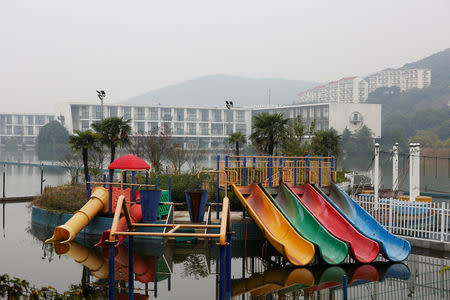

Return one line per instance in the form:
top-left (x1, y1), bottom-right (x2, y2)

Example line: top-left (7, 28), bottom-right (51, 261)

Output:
top-left (108, 155), bottom-right (150, 170)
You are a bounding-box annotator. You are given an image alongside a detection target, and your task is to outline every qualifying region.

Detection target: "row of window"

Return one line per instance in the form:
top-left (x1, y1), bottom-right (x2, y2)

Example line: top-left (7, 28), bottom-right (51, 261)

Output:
top-left (0, 115), bottom-right (51, 125)
top-left (0, 125), bottom-right (38, 135)
top-left (78, 105), bottom-right (247, 122)
top-left (255, 106), bottom-right (329, 120)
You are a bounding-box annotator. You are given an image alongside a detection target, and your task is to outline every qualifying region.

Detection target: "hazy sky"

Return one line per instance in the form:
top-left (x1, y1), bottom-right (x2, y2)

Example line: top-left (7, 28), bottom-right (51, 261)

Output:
top-left (1, 0), bottom-right (449, 113)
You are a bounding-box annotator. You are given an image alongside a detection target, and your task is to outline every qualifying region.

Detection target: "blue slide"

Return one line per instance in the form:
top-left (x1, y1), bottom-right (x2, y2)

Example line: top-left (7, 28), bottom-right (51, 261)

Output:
top-left (317, 184), bottom-right (410, 262)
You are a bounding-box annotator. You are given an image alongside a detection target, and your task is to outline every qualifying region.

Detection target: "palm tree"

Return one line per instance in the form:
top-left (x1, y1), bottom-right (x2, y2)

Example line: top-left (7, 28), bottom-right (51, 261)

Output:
top-left (91, 117), bottom-right (131, 164)
top-left (250, 113), bottom-right (289, 155)
top-left (310, 128), bottom-right (341, 157)
top-left (228, 131), bottom-right (246, 158)
top-left (68, 130), bottom-right (100, 189)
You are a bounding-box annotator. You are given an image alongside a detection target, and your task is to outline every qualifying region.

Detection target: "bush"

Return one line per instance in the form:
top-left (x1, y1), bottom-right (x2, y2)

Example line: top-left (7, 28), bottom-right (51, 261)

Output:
top-left (33, 184), bottom-right (87, 213)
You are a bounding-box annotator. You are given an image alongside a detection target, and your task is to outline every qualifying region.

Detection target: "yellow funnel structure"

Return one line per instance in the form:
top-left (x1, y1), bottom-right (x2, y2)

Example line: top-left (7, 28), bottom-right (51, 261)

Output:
top-left (46, 187), bottom-right (109, 244)
top-left (53, 241), bottom-right (109, 279)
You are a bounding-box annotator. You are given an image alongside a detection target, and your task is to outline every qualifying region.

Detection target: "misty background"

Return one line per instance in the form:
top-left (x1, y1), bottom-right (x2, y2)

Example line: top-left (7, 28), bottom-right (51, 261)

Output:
top-left (1, 0), bottom-right (450, 112)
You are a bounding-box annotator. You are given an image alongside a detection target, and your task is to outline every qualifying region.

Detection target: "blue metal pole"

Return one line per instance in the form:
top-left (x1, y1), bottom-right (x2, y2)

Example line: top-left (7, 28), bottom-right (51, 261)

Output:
top-left (268, 157), bottom-right (272, 187)
top-left (243, 157), bottom-right (247, 186)
top-left (155, 177), bottom-right (158, 190)
top-left (226, 234), bottom-right (232, 300)
top-left (318, 158), bottom-right (322, 187)
top-left (219, 245), bottom-right (226, 300)
top-left (294, 156), bottom-right (297, 186)
top-left (343, 275), bottom-right (348, 300)
top-left (331, 157), bottom-right (335, 183)
top-left (109, 170), bottom-right (113, 216)
top-left (103, 174), bottom-right (106, 188)
top-left (169, 176), bottom-right (172, 202)
top-left (279, 157), bottom-right (283, 185)
top-left (87, 175), bottom-right (91, 201)
top-left (128, 236), bottom-right (134, 300)
top-left (146, 171), bottom-right (149, 190)
top-left (108, 243), bottom-right (115, 300)
top-left (306, 155), bottom-right (310, 183)
top-left (252, 157), bottom-right (256, 183)
top-left (131, 171), bottom-right (135, 203)
top-left (216, 155), bottom-right (220, 219)
top-left (225, 155), bottom-right (229, 183)
top-left (154, 258), bottom-right (158, 298)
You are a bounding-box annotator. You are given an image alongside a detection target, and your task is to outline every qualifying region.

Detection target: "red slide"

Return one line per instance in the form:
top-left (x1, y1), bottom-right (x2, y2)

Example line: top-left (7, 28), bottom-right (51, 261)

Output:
top-left (287, 184), bottom-right (379, 263)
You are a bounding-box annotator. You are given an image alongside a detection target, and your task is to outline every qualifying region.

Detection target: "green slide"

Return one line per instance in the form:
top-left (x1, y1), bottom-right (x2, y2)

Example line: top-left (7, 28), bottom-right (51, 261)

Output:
top-left (261, 184), bottom-right (348, 265)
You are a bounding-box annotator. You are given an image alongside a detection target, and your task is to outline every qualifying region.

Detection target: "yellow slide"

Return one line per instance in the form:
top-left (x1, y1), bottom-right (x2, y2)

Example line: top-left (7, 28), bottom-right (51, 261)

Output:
top-left (232, 184), bottom-right (315, 266)
top-left (46, 187), bottom-right (109, 244)
top-left (53, 241), bottom-right (109, 279)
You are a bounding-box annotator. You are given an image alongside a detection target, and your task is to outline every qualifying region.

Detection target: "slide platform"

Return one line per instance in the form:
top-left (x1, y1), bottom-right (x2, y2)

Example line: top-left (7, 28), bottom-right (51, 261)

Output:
top-left (46, 187), bottom-right (109, 243)
top-left (261, 184), bottom-right (348, 265)
top-left (231, 184), bottom-right (315, 266)
top-left (287, 184), bottom-right (380, 263)
top-left (320, 184), bottom-right (410, 262)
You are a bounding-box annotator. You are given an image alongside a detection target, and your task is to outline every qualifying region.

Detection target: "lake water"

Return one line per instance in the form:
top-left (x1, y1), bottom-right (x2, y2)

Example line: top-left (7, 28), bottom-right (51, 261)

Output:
top-left (1, 160), bottom-right (450, 299)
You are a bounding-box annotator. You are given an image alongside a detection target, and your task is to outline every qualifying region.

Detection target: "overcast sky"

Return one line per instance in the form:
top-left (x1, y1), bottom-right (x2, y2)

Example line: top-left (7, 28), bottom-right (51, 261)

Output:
top-left (1, 0), bottom-right (449, 113)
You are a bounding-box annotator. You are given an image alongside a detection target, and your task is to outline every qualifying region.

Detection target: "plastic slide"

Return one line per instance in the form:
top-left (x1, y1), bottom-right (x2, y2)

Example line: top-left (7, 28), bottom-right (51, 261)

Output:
top-left (286, 184), bottom-right (380, 263)
top-left (231, 184), bottom-right (315, 266)
top-left (261, 184), bottom-right (348, 265)
top-left (231, 267), bottom-right (314, 298)
top-left (46, 187), bottom-right (109, 243)
top-left (320, 184), bottom-right (411, 262)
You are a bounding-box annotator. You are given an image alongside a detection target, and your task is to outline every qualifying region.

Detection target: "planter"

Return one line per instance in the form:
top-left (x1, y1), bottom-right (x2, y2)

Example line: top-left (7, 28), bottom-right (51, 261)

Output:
top-left (185, 189), bottom-right (208, 223)
top-left (140, 189), bottom-right (162, 222)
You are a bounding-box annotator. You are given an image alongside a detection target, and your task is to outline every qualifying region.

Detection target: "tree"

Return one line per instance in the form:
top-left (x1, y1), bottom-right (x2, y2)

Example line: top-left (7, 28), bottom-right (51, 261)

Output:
top-left (282, 116), bottom-right (314, 156)
top-left (168, 143), bottom-right (189, 174)
top-left (228, 131), bottom-right (246, 158)
top-left (250, 113), bottom-right (289, 155)
top-left (68, 130), bottom-right (100, 190)
top-left (91, 117), bottom-right (131, 164)
top-left (310, 128), bottom-right (341, 157)
top-left (36, 120), bottom-right (70, 161)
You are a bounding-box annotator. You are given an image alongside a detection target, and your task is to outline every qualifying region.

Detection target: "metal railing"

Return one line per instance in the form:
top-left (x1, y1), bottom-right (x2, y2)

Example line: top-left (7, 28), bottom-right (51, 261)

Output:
top-left (356, 195), bottom-right (450, 243)
top-left (218, 155), bottom-right (334, 188)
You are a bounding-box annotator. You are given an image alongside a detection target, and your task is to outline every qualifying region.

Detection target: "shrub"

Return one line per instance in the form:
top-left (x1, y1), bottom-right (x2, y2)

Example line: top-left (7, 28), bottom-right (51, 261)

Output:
top-left (33, 184), bottom-right (87, 213)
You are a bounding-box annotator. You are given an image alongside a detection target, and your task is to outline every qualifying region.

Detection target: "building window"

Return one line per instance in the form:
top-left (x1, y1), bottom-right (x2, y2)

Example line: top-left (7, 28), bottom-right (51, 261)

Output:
top-left (27, 126), bottom-right (33, 135)
top-left (109, 106), bottom-right (118, 117)
top-left (175, 109), bottom-right (184, 121)
top-left (236, 111), bottom-right (245, 122)
top-left (323, 106), bottom-right (329, 118)
top-left (162, 122), bottom-right (171, 134)
top-left (213, 110), bottom-right (222, 122)
top-left (27, 116), bottom-right (34, 125)
top-left (200, 123), bottom-right (209, 135)
top-left (136, 107), bottom-right (145, 120)
top-left (135, 121), bottom-right (145, 134)
top-left (236, 124), bottom-right (246, 135)
top-left (81, 106), bottom-right (90, 119)
top-left (49, 116), bottom-right (55, 122)
top-left (17, 115), bottom-right (23, 124)
top-left (187, 109), bottom-right (197, 121)
top-left (211, 123), bottom-right (223, 135)
top-left (94, 106), bottom-right (103, 119)
top-left (225, 123), bottom-right (233, 135)
top-left (36, 116), bottom-right (45, 125)
top-left (123, 107), bottom-right (132, 120)
top-left (148, 122), bottom-right (159, 133)
top-left (14, 126), bottom-right (24, 135)
top-left (201, 109), bottom-right (209, 121)
top-left (81, 120), bottom-right (90, 130)
top-left (175, 123), bottom-right (184, 135)
top-left (225, 110), bottom-right (233, 122)
top-left (162, 108), bottom-right (172, 121)
top-left (188, 123), bottom-right (196, 135)
top-left (150, 108), bottom-right (158, 120)
top-left (6, 126), bottom-right (12, 134)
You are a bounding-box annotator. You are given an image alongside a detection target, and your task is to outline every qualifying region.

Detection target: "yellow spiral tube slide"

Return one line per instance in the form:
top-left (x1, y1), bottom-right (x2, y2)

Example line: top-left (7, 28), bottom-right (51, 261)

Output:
top-left (45, 187), bottom-right (109, 244)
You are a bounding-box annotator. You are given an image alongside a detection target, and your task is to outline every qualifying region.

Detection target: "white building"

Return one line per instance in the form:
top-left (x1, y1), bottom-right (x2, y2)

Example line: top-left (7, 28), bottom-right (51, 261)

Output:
top-left (0, 113), bottom-right (56, 148)
top-left (367, 68), bottom-right (431, 93)
top-left (297, 77), bottom-right (368, 104)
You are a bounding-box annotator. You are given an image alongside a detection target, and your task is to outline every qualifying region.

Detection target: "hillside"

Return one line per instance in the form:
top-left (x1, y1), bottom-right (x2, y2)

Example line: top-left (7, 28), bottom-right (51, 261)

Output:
top-left (367, 48), bottom-right (450, 149)
top-left (125, 74), bottom-right (319, 107)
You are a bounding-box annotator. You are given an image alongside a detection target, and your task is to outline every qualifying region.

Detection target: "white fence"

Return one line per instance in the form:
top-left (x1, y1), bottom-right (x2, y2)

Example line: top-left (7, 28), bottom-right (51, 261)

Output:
top-left (356, 195), bottom-right (450, 243)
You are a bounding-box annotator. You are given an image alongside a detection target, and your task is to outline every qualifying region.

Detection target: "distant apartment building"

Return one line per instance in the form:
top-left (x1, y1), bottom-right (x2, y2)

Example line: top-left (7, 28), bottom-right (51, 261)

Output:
top-left (297, 77), bottom-right (368, 104)
top-left (0, 113), bottom-right (56, 147)
top-left (367, 68), bottom-right (431, 93)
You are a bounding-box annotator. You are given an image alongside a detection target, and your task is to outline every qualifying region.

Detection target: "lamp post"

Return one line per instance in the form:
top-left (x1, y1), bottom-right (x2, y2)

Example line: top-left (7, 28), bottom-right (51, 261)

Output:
top-left (225, 100), bottom-right (233, 135)
top-left (96, 90), bottom-right (106, 119)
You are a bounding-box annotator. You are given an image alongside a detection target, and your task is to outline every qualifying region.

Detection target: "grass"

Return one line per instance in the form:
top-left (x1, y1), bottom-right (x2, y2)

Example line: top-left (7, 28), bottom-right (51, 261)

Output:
top-left (32, 184), bottom-right (87, 213)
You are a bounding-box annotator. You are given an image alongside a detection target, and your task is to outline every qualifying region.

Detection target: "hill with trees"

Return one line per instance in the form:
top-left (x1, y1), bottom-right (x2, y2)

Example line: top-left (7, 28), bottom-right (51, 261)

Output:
top-left (367, 48), bottom-right (450, 150)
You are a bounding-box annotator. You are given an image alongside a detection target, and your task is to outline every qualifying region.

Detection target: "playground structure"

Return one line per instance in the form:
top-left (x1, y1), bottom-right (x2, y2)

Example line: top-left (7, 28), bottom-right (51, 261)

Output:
top-left (43, 154), bottom-right (414, 300)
